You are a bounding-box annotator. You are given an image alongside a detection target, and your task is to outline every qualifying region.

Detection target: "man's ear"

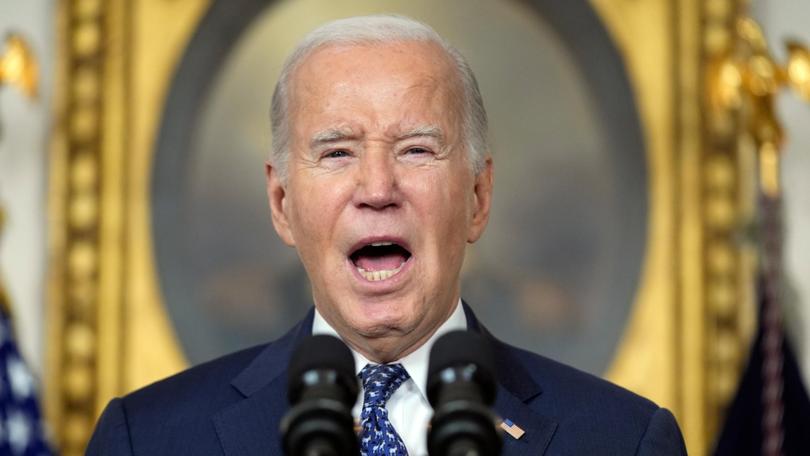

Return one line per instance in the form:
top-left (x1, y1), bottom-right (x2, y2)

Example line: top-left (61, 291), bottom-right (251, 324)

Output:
top-left (467, 156), bottom-right (493, 244)
top-left (265, 161), bottom-right (296, 247)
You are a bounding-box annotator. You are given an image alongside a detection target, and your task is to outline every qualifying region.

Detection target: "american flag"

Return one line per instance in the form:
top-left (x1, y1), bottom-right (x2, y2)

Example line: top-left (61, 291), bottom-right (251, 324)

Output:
top-left (0, 294), bottom-right (53, 456)
top-left (499, 418), bottom-right (525, 440)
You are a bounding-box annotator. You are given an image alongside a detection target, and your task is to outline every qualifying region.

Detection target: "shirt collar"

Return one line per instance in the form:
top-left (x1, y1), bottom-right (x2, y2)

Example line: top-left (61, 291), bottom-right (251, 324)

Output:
top-left (312, 300), bottom-right (468, 401)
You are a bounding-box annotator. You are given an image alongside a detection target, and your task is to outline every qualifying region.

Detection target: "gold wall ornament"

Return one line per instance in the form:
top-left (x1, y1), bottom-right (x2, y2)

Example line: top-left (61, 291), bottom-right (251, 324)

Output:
top-left (709, 16), bottom-right (810, 197)
top-left (786, 42), bottom-right (810, 101)
top-left (0, 34), bottom-right (39, 100)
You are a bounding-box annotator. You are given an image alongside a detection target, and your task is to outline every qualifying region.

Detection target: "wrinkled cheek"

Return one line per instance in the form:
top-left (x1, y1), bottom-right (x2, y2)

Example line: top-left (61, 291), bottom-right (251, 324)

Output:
top-left (290, 194), bottom-right (332, 243)
top-left (439, 210), bottom-right (470, 267)
top-left (286, 212), bottom-right (332, 278)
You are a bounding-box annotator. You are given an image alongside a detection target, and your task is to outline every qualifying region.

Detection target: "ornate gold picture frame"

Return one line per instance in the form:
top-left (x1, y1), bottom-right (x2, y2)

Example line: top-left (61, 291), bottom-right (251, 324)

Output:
top-left (47, 1), bottom-right (757, 455)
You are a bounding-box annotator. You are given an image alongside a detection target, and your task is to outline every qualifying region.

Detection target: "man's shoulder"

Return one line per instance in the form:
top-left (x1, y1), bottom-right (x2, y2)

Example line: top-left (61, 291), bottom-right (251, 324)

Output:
top-left (87, 342), bottom-right (285, 455)
top-left (497, 340), bottom-right (686, 454)
top-left (121, 343), bottom-right (267, 419)
top-left (121, 311), bottom-right (312, 416)
top-left (512, 342), bottom-right (655, 406)
top-left (498, 341), bottom-right (659, 423)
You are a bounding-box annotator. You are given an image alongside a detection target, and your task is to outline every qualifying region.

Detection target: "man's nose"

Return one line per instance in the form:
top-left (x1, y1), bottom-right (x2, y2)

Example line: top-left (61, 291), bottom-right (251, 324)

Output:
top-left (354, 150), bottom-right (400, 210)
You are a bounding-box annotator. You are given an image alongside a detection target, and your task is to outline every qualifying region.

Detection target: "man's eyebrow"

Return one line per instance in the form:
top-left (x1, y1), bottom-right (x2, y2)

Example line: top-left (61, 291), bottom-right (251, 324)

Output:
top-left (309, 128), bottom-right (357, 148)
top-left (396, 125), bottom-right (445, 142)
top-left (309, 125), bottom-right (445, 148)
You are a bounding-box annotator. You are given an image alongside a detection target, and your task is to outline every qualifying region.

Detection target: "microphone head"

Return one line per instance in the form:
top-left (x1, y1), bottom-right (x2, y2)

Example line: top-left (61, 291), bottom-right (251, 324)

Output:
top-left (283, 335), bottom-right (359, 455)
top-left (287, 334), bottom-right (357, 406)
top-left (427, 330), bottom-right (497, 406)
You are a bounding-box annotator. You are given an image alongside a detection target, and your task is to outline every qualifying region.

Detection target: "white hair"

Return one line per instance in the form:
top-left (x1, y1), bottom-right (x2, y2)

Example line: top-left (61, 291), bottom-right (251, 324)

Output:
top-left (269, 15), bottom-right (489, 181)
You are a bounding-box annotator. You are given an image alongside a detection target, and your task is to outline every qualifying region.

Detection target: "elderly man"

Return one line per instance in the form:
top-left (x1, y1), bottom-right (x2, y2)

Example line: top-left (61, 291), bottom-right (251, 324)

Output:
top-left (87, 15), bottom-right (686, 456)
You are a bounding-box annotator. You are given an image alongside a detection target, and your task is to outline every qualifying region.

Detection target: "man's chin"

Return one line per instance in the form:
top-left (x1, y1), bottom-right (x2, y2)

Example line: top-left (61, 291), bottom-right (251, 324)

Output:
top-left (349, 317), bottom-right (411, 339)
top-left (346, 321), bottom-right (422, 363)
top-left (342, 295), bottom-right (416, 326)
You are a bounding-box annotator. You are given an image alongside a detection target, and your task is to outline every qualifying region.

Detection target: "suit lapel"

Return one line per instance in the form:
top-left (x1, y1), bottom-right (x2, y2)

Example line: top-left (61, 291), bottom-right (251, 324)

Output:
top-left (212, 310), bottom-right (314, 456)
top-left (495, 386), bottom-right (558, 455)
top-left (464, 302), bottom-right (558, 455)
top-left (212, 376), bottom-right (288, 455)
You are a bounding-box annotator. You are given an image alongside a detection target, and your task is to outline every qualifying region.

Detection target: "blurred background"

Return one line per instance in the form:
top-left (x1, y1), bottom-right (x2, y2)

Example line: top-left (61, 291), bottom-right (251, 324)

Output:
top-left (0, 0), bottom-right (808, 454)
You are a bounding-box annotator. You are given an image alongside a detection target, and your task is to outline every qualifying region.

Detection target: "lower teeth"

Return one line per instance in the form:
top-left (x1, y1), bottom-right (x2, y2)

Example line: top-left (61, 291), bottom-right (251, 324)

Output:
top-left (357, 262), bottom-right (405, 281)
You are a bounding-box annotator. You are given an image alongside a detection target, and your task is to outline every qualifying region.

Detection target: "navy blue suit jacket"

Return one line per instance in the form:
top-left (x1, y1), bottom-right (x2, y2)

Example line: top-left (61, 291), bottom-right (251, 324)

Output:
top-left (86, 305), bottom-right (687, 455)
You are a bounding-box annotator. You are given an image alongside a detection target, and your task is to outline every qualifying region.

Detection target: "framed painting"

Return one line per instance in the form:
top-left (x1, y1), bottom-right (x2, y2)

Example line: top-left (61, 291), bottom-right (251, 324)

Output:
top-left (47, 0), bottom-right (756, 454)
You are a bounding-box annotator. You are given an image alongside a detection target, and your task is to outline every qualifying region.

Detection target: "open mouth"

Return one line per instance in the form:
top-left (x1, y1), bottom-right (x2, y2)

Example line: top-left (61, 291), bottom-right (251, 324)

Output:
top-left (349, 241), bottom-right (412, 282)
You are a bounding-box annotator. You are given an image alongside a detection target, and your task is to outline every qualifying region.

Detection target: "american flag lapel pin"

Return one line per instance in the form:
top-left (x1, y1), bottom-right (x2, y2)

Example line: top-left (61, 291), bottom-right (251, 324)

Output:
top-left (500, 418), bottom-right (525, 440)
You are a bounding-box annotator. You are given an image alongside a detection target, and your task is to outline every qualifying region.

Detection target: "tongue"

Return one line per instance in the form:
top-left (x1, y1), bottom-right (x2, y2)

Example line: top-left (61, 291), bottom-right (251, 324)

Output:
top-left (354, 252), bottom-right (407, 271)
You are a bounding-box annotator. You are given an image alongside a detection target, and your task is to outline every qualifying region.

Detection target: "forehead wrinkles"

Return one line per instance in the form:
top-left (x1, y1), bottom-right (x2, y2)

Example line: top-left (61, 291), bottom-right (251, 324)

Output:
top-left (288, 42), bottom-right (465, 137)
top-left (396, 52), bottom-right (465, 135)
top-left (400, 76), bottom-right (465, 146)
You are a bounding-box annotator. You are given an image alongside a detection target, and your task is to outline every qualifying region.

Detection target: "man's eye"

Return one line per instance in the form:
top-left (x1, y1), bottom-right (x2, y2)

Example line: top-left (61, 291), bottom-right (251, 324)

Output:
top-left (324, 150), bottom-right (350, 159)
top-left (405, 147), bottom-right (430, 155)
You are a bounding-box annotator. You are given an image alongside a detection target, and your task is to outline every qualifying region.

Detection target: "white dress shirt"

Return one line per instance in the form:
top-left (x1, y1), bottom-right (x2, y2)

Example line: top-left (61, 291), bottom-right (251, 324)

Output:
top-left (312, 300), bottom-right (468, 456)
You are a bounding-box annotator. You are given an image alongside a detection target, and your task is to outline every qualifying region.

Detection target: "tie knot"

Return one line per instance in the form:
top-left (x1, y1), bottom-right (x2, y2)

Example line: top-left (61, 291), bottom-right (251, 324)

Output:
top-left (359, 363), bottom-right (410, 407)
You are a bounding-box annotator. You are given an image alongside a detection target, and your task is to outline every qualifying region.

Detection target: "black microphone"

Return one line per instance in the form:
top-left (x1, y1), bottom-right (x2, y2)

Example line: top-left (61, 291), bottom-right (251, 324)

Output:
top-left (281, 335), bottom-right (359, 456)
top-left (427, 330), bottom-right (502, 456)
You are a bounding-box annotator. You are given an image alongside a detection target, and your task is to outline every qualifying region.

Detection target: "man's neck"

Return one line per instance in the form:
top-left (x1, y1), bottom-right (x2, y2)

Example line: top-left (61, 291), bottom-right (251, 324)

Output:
top-left (312, 300), bottom-right (467, 394)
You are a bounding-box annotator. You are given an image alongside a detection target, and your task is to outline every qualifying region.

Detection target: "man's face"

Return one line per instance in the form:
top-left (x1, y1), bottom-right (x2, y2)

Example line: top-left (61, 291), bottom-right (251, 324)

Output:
top-left (266, 41), bottom-right (493, 361)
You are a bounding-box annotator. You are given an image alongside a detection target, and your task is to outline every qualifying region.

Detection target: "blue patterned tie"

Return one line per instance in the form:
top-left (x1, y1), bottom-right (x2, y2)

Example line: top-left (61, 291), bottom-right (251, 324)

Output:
top-left (359, 363), bottom-right (410, 456)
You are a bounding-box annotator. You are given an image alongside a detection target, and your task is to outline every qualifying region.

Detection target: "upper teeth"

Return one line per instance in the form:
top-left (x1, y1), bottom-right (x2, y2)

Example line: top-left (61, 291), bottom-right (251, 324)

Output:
top-left (370, 242), bottom-right (393, 247)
